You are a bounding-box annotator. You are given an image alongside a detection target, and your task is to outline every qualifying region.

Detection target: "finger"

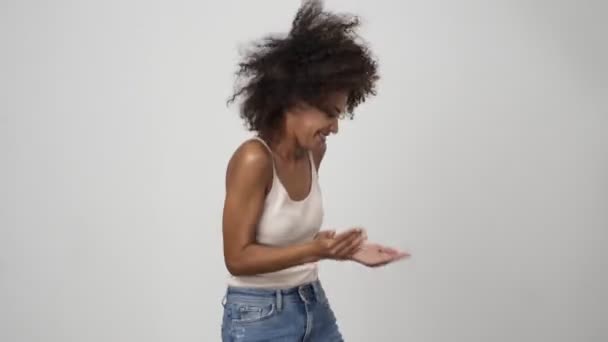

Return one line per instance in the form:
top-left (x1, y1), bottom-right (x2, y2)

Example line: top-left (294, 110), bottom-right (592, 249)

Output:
top-left (380, 253), bottom-right (409, 266)
top-left (394, 252), bottom-right (410, 259)
top-left (348, 241), bottom-right (366, 257)
top-left (359, 228), bottom-right (368, 240)
top-left (332, 229), bottom-right (361, 243)
top-left (336, 227), bottom-right (365, 237)
top-left (348, 236), bottom-right (367, 255)
top-left (373, 255), bottom-right (396, 267)
top-left (374, 245), bottom-right (407, 257)
top-left (316, 230), bottom-right (335, 239)
top-left (330, 231), bottom-right (363, 257)
top-left (386, 249), bottom-right (410, 258)
top-left (334, 229), bottom-right (361, 245)
top-left (334, 235), bottom-right (365, 258)
top-left (339, 243), bottom-right (364, 260)
top-left (331, 236), bottom-right (360, 257)
top-left (381, 247), bottom-right (399, 256)
top-left (334, 228), bottom-right (360, 238)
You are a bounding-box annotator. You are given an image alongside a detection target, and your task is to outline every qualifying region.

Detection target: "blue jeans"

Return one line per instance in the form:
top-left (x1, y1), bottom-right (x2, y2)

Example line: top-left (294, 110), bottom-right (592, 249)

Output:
top-left (221, 280), bottom-right (344, 341)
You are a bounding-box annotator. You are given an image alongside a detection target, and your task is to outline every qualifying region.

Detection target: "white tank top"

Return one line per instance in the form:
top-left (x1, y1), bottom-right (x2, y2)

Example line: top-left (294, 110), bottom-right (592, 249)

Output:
top-left (226, 136), bottom-right (324, 289)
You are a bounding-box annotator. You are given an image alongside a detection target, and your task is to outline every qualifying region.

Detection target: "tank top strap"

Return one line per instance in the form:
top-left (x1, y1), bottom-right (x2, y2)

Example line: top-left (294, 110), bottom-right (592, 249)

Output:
top-left (249, 135), bottom-right (316, 180)
top-left (249, 135), bottom-right (272, 153)
top-left (308, 149), bottom-right (318, 179)
top-left (249, 136), bottom-right (276, 170)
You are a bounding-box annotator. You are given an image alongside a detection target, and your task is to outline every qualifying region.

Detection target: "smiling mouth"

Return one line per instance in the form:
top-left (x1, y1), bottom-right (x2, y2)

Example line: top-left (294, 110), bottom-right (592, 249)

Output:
top-left (317, 132), bottom-right (328, 143)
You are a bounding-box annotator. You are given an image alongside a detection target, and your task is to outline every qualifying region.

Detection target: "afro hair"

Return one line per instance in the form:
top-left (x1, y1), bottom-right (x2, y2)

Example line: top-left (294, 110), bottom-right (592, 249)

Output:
top-left (227, 0), bottom-right (380, 134)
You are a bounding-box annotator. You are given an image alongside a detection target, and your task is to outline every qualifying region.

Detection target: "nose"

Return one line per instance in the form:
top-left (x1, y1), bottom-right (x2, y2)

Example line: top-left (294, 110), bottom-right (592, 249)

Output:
top-left (330, 118), bottom-right (339, 134)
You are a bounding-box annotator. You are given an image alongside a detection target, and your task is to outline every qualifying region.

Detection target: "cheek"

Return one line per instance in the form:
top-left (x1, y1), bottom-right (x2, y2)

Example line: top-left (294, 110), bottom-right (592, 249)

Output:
top-left (300, 116), bottom-right (324, 133)
top-left (309, 120), bottom-right (328, 138)
top-left (294, 111), bottom-right (329, 140)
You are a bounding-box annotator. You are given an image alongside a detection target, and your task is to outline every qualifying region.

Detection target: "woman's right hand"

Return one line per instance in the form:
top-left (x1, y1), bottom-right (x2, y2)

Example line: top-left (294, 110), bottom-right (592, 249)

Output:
top-left (312, 228), bottom-right (366, 261)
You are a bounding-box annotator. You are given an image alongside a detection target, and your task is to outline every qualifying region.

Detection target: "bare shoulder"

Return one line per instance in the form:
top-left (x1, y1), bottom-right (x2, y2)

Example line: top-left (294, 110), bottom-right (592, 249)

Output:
top-left (225, 139), bottom-right (273, 186)
top-left (311, 144), bottom-right (327, 171)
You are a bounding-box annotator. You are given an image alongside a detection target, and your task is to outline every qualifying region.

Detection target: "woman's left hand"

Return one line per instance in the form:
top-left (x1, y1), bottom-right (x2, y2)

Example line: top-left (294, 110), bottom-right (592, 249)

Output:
top-left (350, 242), bottom-right (410, 267)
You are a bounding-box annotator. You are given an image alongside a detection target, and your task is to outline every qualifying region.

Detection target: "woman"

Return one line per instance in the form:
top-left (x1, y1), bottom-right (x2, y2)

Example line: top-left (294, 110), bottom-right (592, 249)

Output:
top-left (221, 1), bottom-right (409, 340)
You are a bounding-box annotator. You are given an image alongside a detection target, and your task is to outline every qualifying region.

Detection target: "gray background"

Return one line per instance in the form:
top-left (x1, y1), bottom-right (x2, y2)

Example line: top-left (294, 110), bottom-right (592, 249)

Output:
top-left (2, 0), bottom-right (607, 341)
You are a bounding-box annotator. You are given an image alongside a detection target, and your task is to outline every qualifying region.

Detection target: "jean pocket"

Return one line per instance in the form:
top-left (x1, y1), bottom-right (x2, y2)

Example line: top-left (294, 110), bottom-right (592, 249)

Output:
top-left (230, 302), bottom-right (276, 324)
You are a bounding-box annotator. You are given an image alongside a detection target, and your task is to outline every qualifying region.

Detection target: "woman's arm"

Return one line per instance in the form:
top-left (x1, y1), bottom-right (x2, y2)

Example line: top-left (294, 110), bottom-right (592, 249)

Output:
top-left (222, 141), bottom-right (362, 276)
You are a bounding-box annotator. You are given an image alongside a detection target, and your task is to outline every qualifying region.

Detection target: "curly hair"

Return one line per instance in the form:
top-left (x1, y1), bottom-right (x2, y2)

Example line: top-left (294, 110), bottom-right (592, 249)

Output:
top-left (226, 0), bottom-right (380, 134)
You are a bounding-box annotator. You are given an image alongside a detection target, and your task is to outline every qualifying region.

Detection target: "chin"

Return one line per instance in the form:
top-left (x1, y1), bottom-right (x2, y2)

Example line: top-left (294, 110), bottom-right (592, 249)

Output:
top-left (303, 135), bottom-right (326, 150)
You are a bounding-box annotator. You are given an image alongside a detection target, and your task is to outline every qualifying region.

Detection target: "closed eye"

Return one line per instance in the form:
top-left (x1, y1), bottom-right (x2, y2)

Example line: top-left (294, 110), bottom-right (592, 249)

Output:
top-left (320, 106), bottom-right (338, 118)
top-left (319, 105), bottom-right (344, 119)
top-left (333, 106), bottom-right (346, 119)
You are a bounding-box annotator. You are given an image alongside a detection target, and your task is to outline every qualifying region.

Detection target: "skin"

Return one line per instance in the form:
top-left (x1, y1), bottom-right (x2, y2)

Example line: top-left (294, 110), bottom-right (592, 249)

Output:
top-left (351, 243), bottom-right (410, 267)
top-left (222, 90), bottom-right (409, 277)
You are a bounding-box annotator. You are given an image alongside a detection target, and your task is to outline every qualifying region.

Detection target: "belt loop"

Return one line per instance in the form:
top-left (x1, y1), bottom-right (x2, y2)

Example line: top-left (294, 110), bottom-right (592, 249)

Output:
top-left (298, 284), bottom-right (310, 304)
top-left (276, 289), bottom-right (283, 312)
top-left (312, 281), bottom-right (324, 303)
top-left (221, 293), bottom-right (227, 308)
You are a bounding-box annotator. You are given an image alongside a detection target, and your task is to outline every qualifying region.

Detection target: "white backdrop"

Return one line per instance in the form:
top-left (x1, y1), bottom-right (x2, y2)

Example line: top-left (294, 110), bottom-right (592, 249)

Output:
top-left (2, 1), bottom-right (607, 341)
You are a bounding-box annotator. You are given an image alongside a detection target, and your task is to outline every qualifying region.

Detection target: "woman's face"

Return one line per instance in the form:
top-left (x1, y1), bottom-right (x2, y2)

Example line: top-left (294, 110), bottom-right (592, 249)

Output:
top-left (288, 91), bottom-right (348, 150)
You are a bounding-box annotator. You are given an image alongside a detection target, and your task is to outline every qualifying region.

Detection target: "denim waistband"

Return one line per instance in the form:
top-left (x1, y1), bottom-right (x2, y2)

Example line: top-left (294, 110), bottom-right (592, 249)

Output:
top-left (223, 280), bottom-right (326, 312)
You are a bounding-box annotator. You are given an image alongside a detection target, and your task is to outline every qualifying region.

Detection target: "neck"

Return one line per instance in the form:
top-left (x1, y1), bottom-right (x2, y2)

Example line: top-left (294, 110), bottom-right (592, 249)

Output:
top-left (260, 129), bottom-right (307, 162)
